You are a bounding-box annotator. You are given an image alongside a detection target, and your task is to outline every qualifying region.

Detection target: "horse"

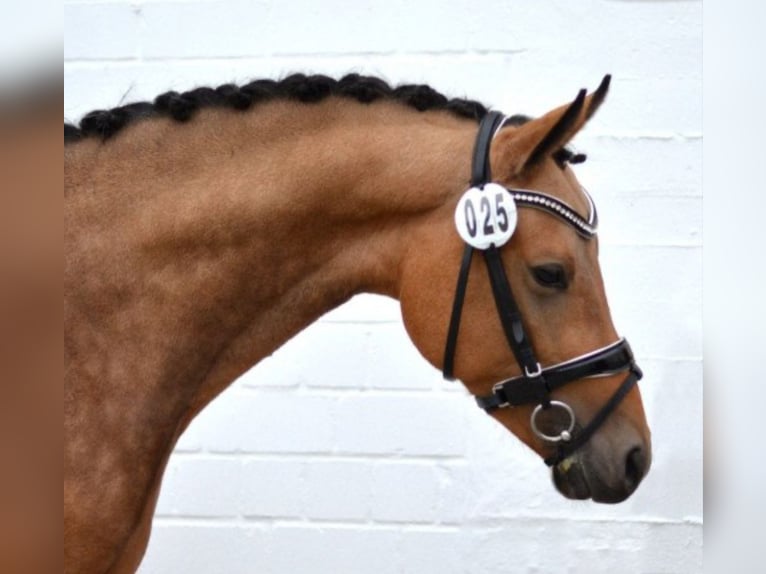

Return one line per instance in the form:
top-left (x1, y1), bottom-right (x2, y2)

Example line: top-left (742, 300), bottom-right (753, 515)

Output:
top-left (64, 73), bottom-right (651, 573)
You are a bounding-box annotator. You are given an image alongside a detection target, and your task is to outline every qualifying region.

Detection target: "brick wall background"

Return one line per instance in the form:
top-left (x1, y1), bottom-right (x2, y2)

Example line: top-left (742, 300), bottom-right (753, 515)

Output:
top-left (64, 1), bottom-right (702, 572)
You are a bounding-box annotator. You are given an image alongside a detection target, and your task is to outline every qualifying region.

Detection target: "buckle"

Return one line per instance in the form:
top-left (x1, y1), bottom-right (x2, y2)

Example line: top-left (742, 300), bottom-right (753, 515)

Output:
top-left (524, 362), bottom-right (543, 378)
top-left (490, 381), bottom-right (510, 409)
top-left (490, 363), bottom-right (549, 408)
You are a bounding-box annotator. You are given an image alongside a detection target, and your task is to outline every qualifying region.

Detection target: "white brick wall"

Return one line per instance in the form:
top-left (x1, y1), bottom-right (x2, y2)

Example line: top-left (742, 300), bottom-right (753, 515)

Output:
top-left (65, 1), bottom-right (703, 572)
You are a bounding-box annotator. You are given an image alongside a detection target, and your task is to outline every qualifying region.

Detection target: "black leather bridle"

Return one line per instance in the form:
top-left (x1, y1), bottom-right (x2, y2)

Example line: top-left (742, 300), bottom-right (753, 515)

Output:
top-left (443, 111), bottom-right (642, 467)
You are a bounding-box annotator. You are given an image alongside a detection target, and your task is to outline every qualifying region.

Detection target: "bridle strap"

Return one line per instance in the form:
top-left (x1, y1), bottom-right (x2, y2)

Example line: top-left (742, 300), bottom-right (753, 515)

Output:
top-left (470, 111), bottom-right (506, 186)
top-left (444, 109), bottom-right (547, 399)
top-left (511, 190), bottom-right (597, 239)
top-left (443, 110), bottom-right (505, 381)
top-left (476, 338), bottom-right (640, 410)
top-left (482, 245), bottom-right (548, 402)
top-left (442, 244), bottom-right (474, 381)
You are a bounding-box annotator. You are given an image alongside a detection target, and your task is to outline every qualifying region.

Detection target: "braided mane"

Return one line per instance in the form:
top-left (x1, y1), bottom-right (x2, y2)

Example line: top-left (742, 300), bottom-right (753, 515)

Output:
top-left (64, 73), bottom-right (489, 145)
top-left (64, 72), bottom-right (586, 165)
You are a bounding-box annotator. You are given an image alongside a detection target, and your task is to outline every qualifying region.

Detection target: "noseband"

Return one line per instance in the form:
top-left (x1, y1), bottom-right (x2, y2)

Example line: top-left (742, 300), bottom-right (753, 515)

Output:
top-left (442, 111), bottom-right (642, 467)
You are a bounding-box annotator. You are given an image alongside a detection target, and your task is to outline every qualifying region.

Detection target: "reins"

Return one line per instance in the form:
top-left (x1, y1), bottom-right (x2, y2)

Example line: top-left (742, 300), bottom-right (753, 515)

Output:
top-left (442, 111), bottom-right (642, 467)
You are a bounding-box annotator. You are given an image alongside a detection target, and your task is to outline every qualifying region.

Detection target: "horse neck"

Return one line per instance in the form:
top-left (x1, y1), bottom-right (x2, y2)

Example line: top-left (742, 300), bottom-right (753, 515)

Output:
top-left (65, 99), bottom-right (475, 417)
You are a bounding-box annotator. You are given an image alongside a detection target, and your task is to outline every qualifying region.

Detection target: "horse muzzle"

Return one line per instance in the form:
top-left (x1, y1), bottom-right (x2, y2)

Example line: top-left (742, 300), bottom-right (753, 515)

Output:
top-left (551, 416), bottom-right (651, 503)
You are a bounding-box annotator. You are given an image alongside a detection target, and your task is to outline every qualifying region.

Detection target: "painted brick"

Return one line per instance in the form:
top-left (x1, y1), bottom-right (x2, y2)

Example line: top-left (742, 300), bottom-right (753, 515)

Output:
top-left (239, 320), bottom-right (441, 391)
top-left (466, 520), bottom-right (702, 574)
top-left (370, 462), bottom-right (442, 523)
top-left (64, 3), bottom-right (139, 60)
top-left (139, 0), bottom-right (491, 59)
top-left (334, 395), bottom-right (468, 456)
top-left (600, 246), bottom-right (702, 309)
top-left (396, 528), bottom-right (466, 574)
top-left (319, 293), bottom-right (400, 323)
top-left (263, 0), bottom-right (484, 56)
top-left (302, 460), bottom-right (371, 521)
top-left (239, 459), bottom-right (305, 518)
top-left (266, 524), bottom-right (401, 574)
top-left (635, 360), bottom-right (703, 521)
top-left (139, 1), bottom-right (272, 59)
top-left (182, 390), bottom-right (338, 454)
top-left (241, 322), bottom-right (368, 389)
top-left (601, 246), bottom-right (702, 359)
top-left (575, 136), bottom-right (702, 198)
top-left (596, 196), bottom-right (702, 247)
top-left (155, 457), bottom-right (243, 517)
top-left (363, 322), bottom-right (444, 391)
top-left (140, 523), bottom-right (272, 574)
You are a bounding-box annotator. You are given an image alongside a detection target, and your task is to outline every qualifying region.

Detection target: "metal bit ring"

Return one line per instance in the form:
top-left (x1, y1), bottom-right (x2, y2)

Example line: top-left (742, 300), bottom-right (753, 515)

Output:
top-left (531, 400), bottom-right (575, 443)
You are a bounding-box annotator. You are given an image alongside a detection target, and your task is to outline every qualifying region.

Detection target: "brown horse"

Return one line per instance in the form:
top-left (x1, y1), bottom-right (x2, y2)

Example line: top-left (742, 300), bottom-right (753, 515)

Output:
top-left (64, 74), bottom-right (651, 573)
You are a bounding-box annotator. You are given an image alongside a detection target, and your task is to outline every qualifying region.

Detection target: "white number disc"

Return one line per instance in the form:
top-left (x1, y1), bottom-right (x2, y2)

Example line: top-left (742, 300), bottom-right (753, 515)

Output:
top-left (454, 183), bottom-right (518, 249)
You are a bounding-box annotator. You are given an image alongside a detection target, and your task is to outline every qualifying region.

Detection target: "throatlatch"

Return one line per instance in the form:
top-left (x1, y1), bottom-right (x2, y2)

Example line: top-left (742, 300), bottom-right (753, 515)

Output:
top-left (442, 111), bottom-right (642, 467)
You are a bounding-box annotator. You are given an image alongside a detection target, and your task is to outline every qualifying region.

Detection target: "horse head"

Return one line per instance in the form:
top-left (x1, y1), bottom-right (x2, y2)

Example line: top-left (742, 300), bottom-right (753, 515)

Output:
top-left (398, 76), bottom-right (651, 503)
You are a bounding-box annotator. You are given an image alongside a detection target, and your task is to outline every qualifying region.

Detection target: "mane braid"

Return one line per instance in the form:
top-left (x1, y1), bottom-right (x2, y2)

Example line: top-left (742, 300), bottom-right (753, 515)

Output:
top-left (64, 73), bottom-right (489, 144)
top-left (64, 72), bottom-right (586, 166)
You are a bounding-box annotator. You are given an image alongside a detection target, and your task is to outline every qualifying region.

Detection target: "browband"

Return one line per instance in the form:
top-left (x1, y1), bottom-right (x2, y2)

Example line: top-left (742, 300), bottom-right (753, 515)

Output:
top-left (512, 190), bottom-right (597, 238)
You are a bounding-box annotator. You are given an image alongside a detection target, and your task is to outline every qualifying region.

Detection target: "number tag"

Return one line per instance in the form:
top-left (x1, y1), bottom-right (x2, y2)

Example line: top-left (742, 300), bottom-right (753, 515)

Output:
top-left (454, 183), bottom-right (518, 249)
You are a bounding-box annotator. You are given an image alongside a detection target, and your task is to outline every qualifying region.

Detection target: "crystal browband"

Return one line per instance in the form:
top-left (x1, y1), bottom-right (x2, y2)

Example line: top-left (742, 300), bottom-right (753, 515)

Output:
top-left (511, 190), bottom-right (597, 238)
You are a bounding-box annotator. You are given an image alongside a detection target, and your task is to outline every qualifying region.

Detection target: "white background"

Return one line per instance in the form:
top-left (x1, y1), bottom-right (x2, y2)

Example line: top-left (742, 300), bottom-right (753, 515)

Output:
top-left (64, 1), bottom-right (702, 572)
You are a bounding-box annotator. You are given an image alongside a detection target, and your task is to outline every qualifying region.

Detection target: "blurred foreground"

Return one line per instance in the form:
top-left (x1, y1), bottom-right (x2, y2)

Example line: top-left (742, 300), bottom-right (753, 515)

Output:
top-left (0, 10), bottom-right (60, 567)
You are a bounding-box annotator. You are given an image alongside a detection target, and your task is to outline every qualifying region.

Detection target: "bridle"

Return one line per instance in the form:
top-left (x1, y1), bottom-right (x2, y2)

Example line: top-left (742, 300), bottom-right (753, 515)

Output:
top-left (442, 111), bottom-right (642, 467)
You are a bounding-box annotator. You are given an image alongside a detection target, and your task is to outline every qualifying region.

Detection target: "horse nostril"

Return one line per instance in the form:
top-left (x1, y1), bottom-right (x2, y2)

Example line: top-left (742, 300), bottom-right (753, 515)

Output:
top-left (624, 446), bottom-right (646, 492)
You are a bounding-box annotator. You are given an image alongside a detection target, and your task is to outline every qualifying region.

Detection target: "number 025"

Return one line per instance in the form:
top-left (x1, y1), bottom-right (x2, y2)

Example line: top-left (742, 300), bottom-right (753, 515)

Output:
top-left (463, 192), bottom-right (509, 237)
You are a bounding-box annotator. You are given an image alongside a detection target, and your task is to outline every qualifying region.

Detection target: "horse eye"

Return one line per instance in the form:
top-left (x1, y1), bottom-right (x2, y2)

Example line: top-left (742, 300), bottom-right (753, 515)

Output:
top-left (531, 264), bottom-right (568, 289)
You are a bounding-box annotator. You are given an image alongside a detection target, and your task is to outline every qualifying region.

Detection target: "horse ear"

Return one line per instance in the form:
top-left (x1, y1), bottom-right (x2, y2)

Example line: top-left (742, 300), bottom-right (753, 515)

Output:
top-left (491, 75), bottom-right (611, 178)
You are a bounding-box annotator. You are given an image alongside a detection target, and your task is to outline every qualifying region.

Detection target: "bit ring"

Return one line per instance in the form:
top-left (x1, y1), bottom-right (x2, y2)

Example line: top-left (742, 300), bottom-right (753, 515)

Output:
top-left (531, 400), bottom-right (575, 443)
